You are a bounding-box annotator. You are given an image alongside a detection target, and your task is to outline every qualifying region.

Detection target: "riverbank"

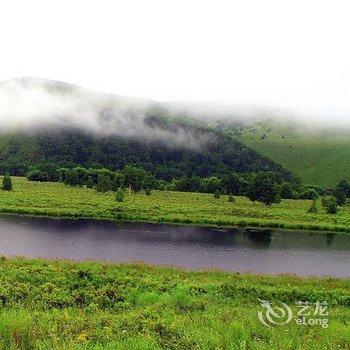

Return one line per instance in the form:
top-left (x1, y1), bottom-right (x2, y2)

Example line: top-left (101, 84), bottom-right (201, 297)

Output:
top-left (0, 257), bottom-right (348, 349)
top-left (0, 177), bottom-right (349, 233)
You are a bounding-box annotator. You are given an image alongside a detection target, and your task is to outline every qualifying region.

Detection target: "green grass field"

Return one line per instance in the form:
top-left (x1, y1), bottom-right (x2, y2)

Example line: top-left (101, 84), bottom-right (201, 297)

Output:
top-left (0, 257), bottom-right (348, 349)
top-left (0, 177), bottom-right (349, 232)
top-left (228, 119), bottom-right (350, 188)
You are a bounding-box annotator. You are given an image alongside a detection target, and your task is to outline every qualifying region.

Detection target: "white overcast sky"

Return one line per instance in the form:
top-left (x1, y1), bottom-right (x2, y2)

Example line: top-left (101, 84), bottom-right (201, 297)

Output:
top-left (0, 0), bottom-right (350, 122)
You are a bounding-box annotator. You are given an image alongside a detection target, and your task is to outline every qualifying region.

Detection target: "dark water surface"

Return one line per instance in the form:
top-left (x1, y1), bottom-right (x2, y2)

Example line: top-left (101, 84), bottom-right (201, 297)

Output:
top-left (0, 215), bottom-right (349, 277)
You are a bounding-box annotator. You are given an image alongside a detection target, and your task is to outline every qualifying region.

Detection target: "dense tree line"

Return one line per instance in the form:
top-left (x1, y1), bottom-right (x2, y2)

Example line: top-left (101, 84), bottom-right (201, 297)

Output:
top-left (24, 162), bottom-right (294, 205)
top-left (26, 163), bottom-right (288, 192)
top-left (0, 116), bottom-right (297, 184)
top-left (24, 158), bottom-right (350, 206)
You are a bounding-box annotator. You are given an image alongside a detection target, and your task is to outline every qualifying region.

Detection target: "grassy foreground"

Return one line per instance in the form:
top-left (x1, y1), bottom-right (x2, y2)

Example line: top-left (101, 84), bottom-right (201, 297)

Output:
top-left (0, 177), bottom-right (349, 232)
top-left (0, 257), bottom-right (349, 349)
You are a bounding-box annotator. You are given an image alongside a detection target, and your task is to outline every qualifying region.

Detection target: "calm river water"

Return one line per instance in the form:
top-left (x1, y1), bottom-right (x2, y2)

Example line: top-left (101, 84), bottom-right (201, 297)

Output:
top-left (0, 215), bottom-right (349, 277)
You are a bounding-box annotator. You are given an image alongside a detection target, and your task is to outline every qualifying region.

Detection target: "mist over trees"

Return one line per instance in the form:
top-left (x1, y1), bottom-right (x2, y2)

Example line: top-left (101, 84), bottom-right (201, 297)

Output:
top-left (0, 115), bottom-right (297, 184)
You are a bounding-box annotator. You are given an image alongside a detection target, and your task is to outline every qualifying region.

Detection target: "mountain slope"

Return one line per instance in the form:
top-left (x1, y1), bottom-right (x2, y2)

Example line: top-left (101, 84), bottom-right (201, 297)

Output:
top-left (0, 122), bottom-right (296, 182)
top-left (214, 118), bottom-right (350, 187)
top-left (0, 79), bottom-right (297, 182)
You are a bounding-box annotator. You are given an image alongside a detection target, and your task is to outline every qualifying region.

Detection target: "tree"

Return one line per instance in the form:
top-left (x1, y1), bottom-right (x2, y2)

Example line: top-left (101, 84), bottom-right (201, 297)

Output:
top-left (221, 173), bottom-right (246, 195)
top-left (246, 172), bottom-right (280, 205)
top-left (27, 169), bottom-right (50, 182)
top-left (64, 169), bottom-right (80, 186)
top-left (26, 163), bottom-right (60, 182)
top-left (308, 199), bottom-right (318, 213)
top-left (112, 171), bottom-right (124, 191)
top-left (74, 167), bottom-right (88, 185)
top-left (214, 190), bottom-right (220, 199)
top-left (173, 176), bottom-right (200, 192)
top-left (280, 182), bottom-right (293, 199)
top-left (322, 196), bottom-right (338, 214)
top-left (336, 180), bottom-right (350, 198)
top-left (334, 188), bottom-right (346, 206)
top-left (200, 176), bottom-right (222, 193)
top-left (115, 188), bottom-right (125, 202)
top-left (37, 163), bottom-right (60, 182)
top-left (58, 168), bottom-right (70, 183)
top-left (122, 165), bottom-right (148, 192)
top-left (95, 173), bottom-right (112, 193)
top-left (2, 175), bottom-right (12, 191)
top-left (145, 188), bottom-right (151, 196)
top-left (300, 188), bottom-right (319, 200)
top-left (228, 193), bottom-right (235, 202)
top-left (292, 191), bottom-right (300, 199)
top-left (86, 176), bottom-right (95, 189)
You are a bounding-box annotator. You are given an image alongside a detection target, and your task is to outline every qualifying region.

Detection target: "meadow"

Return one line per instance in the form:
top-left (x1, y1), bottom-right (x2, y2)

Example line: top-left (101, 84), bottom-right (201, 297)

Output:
top-left (0, 257), bottom-right (348, 349)
top-left (234, 119), bottom-right (350, 188)
top-left (0, 177), bottom-right (349, 233)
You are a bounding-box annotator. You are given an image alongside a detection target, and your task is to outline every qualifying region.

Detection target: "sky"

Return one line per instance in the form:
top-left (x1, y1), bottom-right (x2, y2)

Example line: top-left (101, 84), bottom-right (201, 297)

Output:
top-left (0, 0), bottom-right (349, 123)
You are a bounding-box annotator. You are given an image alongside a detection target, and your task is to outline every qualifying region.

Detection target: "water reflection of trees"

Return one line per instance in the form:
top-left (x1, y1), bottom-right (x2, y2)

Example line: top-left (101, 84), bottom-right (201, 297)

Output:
top-left (245, 229), bottom-right (272, 247)
top-left (326, 232), bottom-right (335, 245)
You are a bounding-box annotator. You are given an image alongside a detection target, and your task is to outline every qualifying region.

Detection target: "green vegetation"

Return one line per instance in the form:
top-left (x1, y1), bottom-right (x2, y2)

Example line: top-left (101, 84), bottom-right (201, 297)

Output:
top-left (0, 177), bottom-right (349, 232)
top-left (24, 163), bottom-right (349, 208)
top-left (1, 175), bottom-right (12, 191)
top-left (0, 118), bottom-right (295, 183)
top-left (115, 188), bottom-right (125, 203)
top-left (215, 118), bottom-right (350, 187)
top-left (228, 193), bottom-right (235, 203)
top-left (322, 196), bottom-right (339, 215)
top-left (0, 257), bottom-right (348, 349)
top-left (308, 200), bottom-right (318, 214)
top-left (145, 188), bottom-right (152, 196)
top-left (29, 164), bottom-right (301, 198)
top-left (300, 188), bottom-right (319, 200)
top-left (214, 190), bottom-right (220, 199)
top-left (246, 172), bottom-right (281, 205)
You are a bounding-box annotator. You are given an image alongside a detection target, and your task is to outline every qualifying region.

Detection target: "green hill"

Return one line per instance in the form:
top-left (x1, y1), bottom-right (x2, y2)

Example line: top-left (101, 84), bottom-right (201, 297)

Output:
top-left (214, 118), bottom-right (350, 188)
top-left (3, 78), bottom-right (346, 187)
top-left (0, 122), bottom-right (296, 183)
top-left (0, 79), bottom-right (296, 182)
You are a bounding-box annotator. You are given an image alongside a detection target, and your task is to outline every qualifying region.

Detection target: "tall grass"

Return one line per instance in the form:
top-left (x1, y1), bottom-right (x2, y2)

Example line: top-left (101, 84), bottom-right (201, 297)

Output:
top-left (0, 257), bottom-right (348, 349)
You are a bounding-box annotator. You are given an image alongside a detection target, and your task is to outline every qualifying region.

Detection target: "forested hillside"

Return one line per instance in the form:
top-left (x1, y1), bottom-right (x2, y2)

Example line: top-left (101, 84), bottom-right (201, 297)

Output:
top-left (0, 78), bottom-right (298, 184)
top-left (0, 115), bottom-right (296, 182)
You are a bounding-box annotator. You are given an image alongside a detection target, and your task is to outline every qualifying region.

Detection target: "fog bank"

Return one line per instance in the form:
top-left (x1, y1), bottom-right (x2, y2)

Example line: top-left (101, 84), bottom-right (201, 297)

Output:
top-left (0, 78), bottom-right (212, 150)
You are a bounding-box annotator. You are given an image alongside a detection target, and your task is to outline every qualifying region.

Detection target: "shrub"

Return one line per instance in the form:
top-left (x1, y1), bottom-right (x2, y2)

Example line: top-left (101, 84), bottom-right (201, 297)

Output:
top-left (95, 174), bottom-right (112, 193)
top-left (246, 172), bottom-right (280, 205)
top-left (322, 196), bottom-right (338, 214)
top-left (86, 176), bottom-right (95, 189)
top-left (281, 183), bottom-right (293, 199)
top-left (228, 193), bottom-right (235, 202)
top-left (27, 169), bottom-right (50, 182)
top-left (292, 191), bottom-right (300, 199)
top-left (336, 180), bottom-right (350, 198)
top-left (145, 188), bottom-right (151, 196)
top-left (308, 200), bottom-right (318, 213)
top-left (274, 195), bottom-right (282, 204)
top-left (2, 175), bottom-right (12, 191)
top-left (116, 188), bottom-right (125, 202)
top-left (214, 190), bottom-right (220, 199)
top-left (300, 188), bottom-right (319, 200)
top-left (64, 169), bottom-right (80, 186)
top-left (334, 188), bottom-right (346, 206)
